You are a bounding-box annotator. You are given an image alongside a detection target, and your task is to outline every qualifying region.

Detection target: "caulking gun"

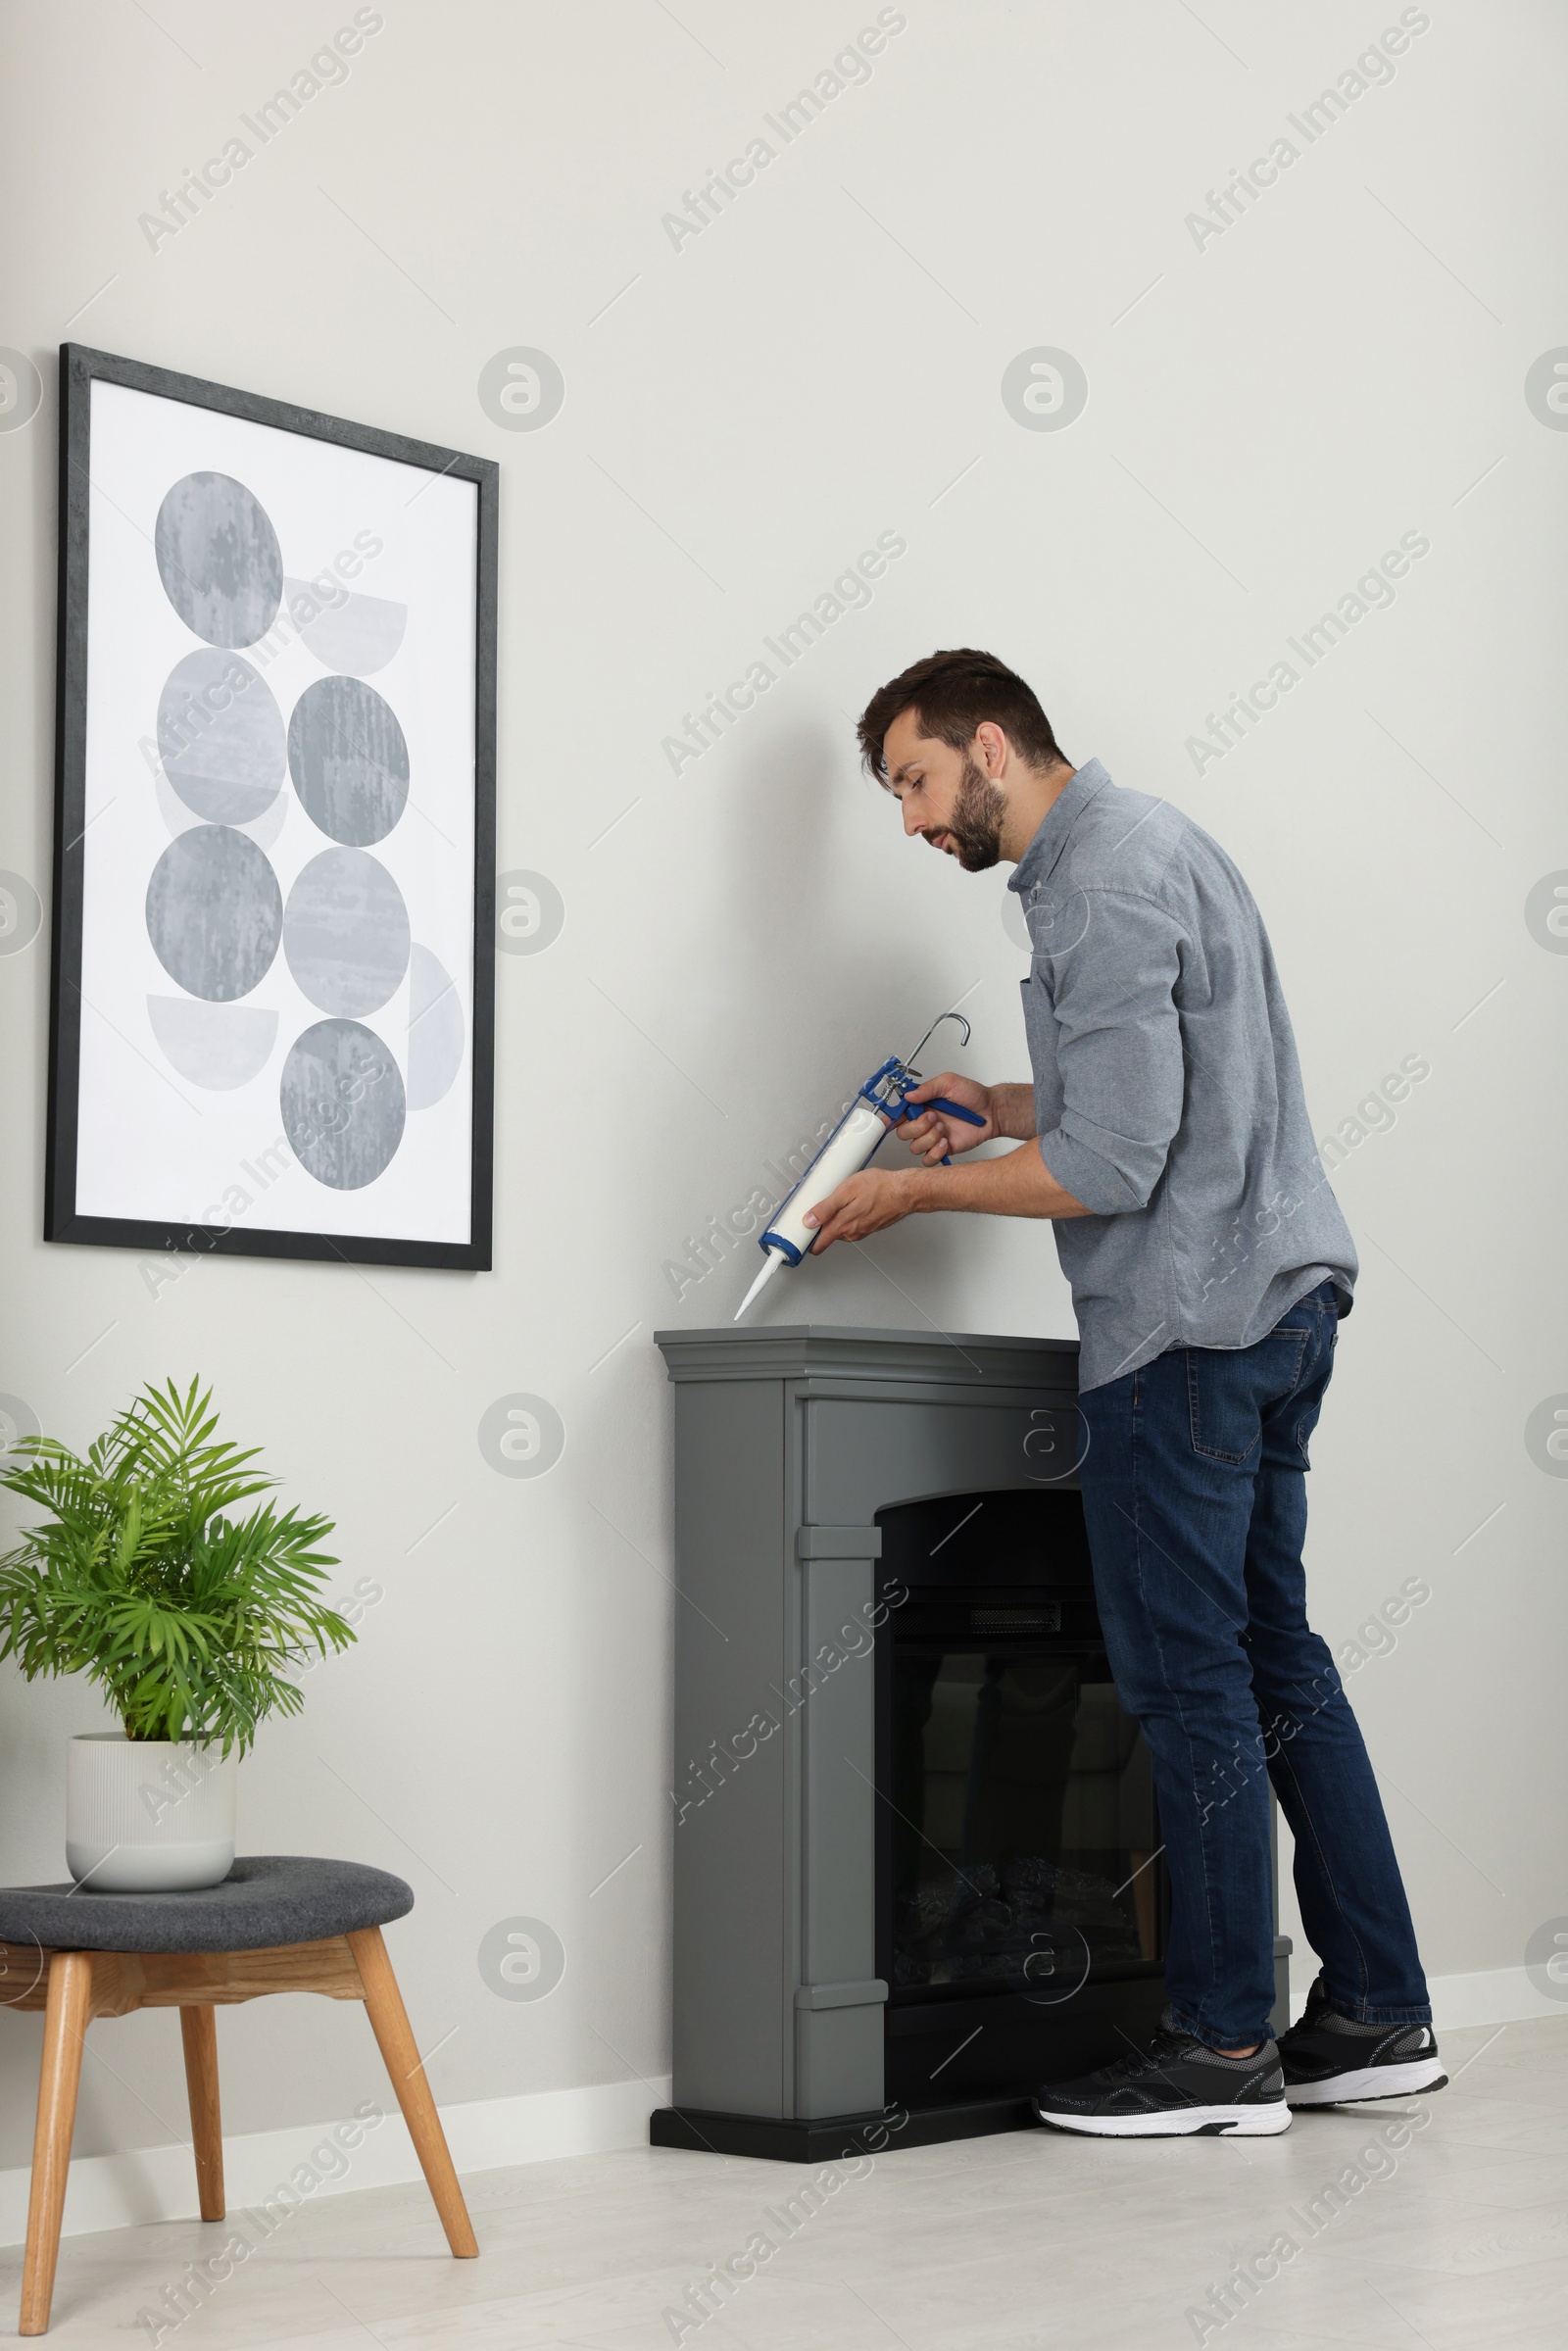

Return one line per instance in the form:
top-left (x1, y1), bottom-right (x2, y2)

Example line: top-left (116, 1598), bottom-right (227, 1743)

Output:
top-left (734, 1011), bottom-right (984, 1320)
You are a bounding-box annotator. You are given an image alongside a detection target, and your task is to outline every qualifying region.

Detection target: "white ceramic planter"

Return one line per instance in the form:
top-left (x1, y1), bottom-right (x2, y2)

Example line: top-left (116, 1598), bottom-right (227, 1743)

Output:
top-left (66, 1734), bottom-right (237, 1891)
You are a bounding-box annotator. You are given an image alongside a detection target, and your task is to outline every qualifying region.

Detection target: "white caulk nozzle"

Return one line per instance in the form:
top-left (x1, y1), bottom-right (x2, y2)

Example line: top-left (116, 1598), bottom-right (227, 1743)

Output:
top-left (734, 1249), bottom-right (787, 1320)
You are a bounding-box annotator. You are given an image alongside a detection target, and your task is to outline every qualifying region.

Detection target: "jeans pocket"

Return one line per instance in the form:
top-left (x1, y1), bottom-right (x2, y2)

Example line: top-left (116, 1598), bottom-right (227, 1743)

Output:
top-left (1187, 1327), bottom-right (1310, 1466)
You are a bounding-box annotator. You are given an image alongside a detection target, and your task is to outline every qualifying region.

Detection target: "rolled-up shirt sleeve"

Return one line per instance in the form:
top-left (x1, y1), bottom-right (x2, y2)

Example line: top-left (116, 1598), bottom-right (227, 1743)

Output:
top-left (1035, 891), bottom-right (1187, 1215)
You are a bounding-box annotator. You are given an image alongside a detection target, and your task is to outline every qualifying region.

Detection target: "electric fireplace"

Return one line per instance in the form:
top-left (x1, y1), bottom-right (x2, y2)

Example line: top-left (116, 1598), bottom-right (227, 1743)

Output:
top-left (650, 1324), bottom-right (1288, 2161)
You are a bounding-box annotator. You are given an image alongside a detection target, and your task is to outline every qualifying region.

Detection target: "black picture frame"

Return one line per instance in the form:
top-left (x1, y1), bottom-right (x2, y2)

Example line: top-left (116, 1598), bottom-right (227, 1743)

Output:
top-left (46, 343), bottom-right (497, 1272)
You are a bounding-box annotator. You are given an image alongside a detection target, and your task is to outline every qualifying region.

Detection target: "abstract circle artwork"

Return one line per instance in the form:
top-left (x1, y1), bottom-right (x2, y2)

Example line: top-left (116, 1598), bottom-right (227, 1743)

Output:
top-left (288, 674), bottom-right (410, 846)
top-left (157, 649), bottom-right (285, 825)
top-left (407, 943), bottom-right (465, 1109)
top-left (283, 847), bottom-right (411, 1017)
top-left (279, 1017), bottom-right (407, 1190)
top-left (145, 825), bottom-right (283, 1002)
top-left (58, 354), bottom-right (489, 1265)
top-left (146, 998), bottom-right (278, 1092)
top-left (154, 471), bottom-right (283, 648)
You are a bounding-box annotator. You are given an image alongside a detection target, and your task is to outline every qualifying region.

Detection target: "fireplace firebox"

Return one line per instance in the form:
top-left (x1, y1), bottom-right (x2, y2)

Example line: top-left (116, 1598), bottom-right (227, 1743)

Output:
top-left (650, 1324), bottom-right (1289, 2162)
top-left (876, 1489), bottom-right (1167, 2120)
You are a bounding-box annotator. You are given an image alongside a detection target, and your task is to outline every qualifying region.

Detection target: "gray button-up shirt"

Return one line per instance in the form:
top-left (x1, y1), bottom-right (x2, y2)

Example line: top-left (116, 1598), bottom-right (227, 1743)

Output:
top-left (1009, 758), bottom-right (1356, 1392)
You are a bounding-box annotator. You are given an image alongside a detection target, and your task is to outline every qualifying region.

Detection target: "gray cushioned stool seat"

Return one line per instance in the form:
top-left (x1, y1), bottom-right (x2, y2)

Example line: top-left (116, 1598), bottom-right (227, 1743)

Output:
top-left (0, 1856), bottom-right (413, 1953)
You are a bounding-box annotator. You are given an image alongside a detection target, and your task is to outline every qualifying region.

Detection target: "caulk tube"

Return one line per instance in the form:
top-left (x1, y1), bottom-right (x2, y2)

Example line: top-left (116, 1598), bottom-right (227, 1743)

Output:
top-left (760, 1099), bottom-right (889, 1263)
top-left (734, 1097), bottom-right (891, 1318)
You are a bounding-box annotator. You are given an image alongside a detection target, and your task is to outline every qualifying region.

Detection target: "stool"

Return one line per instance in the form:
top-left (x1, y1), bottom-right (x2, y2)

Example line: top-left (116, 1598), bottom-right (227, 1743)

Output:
top-left (0, 1856), bottom-right (478, 2335)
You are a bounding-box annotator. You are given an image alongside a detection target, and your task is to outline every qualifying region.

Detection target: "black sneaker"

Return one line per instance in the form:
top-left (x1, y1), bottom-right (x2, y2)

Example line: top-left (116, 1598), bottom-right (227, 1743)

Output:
top-left (1032, 2013), bottom-right (1290, 2137)
top-left (1279, 1976), bottom-right (1446, 2106)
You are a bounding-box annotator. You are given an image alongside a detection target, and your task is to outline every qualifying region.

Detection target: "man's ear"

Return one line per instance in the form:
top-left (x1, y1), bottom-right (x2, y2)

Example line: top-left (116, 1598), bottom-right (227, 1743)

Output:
top-left (974, 720), bottom-right (1008, 777)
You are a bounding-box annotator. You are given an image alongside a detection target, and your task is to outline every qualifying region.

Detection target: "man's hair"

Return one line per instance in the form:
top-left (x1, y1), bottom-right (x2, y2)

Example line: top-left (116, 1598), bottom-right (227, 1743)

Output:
top-left (856, 648), bottom-right (1064, 785)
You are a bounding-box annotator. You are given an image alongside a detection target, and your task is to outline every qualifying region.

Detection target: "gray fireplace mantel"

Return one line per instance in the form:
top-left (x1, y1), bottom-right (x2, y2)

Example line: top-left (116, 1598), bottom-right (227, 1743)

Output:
top-left (653, 1322), bottom-right (1084, 2135)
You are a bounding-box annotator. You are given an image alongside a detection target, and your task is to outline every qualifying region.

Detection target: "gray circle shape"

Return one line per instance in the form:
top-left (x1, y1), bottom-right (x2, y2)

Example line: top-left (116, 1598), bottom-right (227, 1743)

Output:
top-left (158, 650), bottom-right (285, 825)
top-left (279, 1017), bottom-right (406, 1191)
top-left (289, 675), bottom-right (411, 846)
top-left (0, 870), bottom-right (42, 955)
top-left (1524, 349), bottom-right (1568, 430)
top-left (154, 472), bottom-right (283, 647)
top-left (284, 848), bottom-right (411, 1017)
top-left (497, 869), bottom-right (565, 955)
top-left (477, 347), bottom-right (565, 432)
top-left (477, 1915), bottom-right (566, 2001)
top-left (0, 1394), bottom-right (41, 1469)
top-left (145, 826), bottom-right (282, 1003)
top-left (1524, 871), bottom-right (1568, 953)
top-left (1001, 347), bottom-right (1089, 432)
top-left (478, 1393), bottom-right (565, 1478)
top-left (1525, 1917), bottom-right (1568, 2000)
top-left (0, 349), bottom-right (42, 433)
top-left (1524, 1395), bottom-right (1568, 1476)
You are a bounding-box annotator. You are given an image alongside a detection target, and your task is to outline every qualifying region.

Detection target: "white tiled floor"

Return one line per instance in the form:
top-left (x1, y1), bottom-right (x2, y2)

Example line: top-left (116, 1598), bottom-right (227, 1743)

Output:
top-left (6, 2019), bottom-right (1565, 2349)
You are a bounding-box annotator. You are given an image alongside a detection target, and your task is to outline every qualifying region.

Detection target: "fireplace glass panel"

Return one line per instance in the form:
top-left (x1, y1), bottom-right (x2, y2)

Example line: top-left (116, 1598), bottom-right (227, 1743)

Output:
top-left (891, 1629), bottom-right (1161, 1997)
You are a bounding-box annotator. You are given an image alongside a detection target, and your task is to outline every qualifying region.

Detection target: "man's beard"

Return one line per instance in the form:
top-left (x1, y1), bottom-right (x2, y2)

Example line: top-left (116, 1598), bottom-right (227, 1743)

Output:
top-left (938, 755), bottom-right (1007, 870)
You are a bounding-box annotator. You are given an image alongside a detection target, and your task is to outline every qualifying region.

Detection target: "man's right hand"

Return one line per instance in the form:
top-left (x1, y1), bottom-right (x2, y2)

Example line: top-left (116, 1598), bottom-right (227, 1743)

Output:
top-left (895, 1072), bottom-right (998, 1166)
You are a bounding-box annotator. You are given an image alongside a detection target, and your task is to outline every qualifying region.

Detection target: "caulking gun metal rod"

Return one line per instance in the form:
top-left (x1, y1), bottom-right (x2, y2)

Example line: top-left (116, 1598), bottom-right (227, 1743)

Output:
top-left (905, 1007), bottom-right (972, 1064)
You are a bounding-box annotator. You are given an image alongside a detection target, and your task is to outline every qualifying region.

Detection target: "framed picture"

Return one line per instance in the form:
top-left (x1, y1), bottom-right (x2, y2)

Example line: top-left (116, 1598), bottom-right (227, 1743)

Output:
top-left (46, 344), bottom-right (497, 1270)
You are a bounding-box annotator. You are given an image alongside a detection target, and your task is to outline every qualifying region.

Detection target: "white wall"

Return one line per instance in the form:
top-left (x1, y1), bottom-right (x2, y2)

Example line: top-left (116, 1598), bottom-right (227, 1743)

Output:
top-left (2, 0), bottom-right (1565, 2181)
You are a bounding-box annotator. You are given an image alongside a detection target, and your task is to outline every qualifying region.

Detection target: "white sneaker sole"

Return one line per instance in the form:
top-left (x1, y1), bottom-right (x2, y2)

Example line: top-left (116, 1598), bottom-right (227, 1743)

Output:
top-left (1033, 2099), bottom-right (1292, 2137)
top-left (1286, 2056), bottom-right (1447, 2107)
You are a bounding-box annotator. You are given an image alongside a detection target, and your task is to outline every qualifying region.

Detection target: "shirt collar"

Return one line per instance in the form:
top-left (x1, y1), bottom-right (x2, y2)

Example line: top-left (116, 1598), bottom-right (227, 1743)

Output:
top-left (1006, 758), bottom-right (1112, 898)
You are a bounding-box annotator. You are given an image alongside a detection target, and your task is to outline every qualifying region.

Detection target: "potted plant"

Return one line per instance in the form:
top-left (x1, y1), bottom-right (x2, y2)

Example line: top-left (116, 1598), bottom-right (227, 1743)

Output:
top-left (0, 1377), bottom-right (353, 1891)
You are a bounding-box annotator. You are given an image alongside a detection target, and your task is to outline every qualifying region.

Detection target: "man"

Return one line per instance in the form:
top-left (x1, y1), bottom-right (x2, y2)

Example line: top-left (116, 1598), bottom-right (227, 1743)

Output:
top-left (804, 648), bottom-right (1443, 2138)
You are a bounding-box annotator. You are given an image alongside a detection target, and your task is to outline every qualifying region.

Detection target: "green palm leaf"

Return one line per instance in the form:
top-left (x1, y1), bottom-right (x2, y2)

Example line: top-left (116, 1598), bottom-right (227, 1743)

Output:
top-left (0, 1379), bottom-right (351, 1757)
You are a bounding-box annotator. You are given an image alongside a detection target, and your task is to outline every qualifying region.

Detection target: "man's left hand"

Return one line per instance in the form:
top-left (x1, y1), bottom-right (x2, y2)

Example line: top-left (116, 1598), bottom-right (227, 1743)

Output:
top-left (802, 1167), bottom-right (914, 1251)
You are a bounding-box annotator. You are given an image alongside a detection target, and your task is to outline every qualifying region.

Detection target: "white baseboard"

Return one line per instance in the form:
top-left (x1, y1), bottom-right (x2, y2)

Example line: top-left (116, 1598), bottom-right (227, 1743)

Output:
top-left (0, 2073), bottom-right (670, 2250)
top-left (1428, 1964), bottom-right (1567, 2032)
top-left (4, 1967), bottom-right (1561, 2251)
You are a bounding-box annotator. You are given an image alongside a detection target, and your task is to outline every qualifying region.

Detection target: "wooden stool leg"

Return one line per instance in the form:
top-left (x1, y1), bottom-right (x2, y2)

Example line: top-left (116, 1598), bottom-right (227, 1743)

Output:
top-left (179, 2005), bottom-right (225, 2221)
top-left (346, 1927), bottom-right (477, 2258)
top-left (21, 1950), bottom-right (93, 2336)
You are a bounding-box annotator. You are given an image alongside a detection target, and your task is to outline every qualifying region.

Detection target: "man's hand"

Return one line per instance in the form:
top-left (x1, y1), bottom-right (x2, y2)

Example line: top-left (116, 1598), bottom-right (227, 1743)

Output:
top-left (893, 1071), bottom-right (996, 1167)
top-left (808, 1133), bottom-right (1091, 1249)
top-left (802, 1167), bottom-right (915, 1252)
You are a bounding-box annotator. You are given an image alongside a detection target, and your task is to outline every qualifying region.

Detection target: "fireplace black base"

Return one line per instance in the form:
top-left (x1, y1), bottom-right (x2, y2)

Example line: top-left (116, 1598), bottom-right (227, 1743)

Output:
top-left (650, 2096), bottom-right (1041, 2164)
top-left (651, 1924), bottom-right (1294, 2163)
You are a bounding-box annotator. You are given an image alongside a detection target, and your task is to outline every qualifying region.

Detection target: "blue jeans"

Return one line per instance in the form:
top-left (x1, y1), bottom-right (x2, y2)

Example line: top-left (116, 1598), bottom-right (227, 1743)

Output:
top-left (1076, 1281), bottom-right (1431, 2047)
